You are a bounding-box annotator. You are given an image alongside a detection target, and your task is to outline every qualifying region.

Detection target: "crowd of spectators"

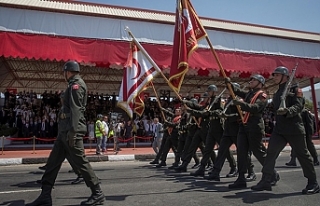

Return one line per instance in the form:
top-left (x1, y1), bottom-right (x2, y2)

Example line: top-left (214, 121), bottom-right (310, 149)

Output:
top-left (0, 90), bottom-right (116, 142)
top-left (0, 89), bottom-right (281, 144)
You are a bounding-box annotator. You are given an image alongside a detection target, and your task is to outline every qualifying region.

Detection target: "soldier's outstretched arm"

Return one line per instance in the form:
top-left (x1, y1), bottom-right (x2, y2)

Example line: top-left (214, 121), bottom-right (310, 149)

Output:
top-left (188, 109), bottom-right (210, 118)
top-left (234, 93), bottom-right (268, 113)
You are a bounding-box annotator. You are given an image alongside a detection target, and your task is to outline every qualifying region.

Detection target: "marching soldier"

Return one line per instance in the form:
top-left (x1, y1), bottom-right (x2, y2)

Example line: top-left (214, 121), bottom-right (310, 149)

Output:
top-left (180, 98), bottom-right (204, 169)
top-left (286, 106), bottom-right (319, 167)
top-left (251, 66), bottom-right (319, 194)
top-left (37, 92), bottom-right (84, 185)
top-left (206, 83), bottom-right (255, 181)
top-left (174, 91), bottom-right (211, 173)
top-left (174, 104), bottom-right (190, 167)
top-left (176, 85), bottom-right (231, 175)
top-left (149, 107), bottom-right (174, 165)
top-left (26, 61), bottom-right (104, 206)
top-left (187, 85), bottom-right (234, 177)
top-left (227, 74), bottom-right (279, 189)
top-left (156, 108), bottom-right (181, 168)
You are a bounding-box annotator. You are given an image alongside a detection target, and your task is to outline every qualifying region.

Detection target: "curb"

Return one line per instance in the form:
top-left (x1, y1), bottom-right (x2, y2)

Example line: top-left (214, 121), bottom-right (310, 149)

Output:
top-left (1, 146), bottom-right (320, 166)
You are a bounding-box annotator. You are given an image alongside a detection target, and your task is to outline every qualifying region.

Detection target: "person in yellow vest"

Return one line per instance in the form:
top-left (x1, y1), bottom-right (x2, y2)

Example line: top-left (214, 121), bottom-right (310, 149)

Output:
top-left (95, 114), bottom-right (106, 155)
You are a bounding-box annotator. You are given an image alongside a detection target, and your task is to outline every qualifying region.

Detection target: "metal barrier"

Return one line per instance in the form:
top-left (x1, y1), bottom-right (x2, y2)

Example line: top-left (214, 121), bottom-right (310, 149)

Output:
top-left (0, 135), bottom-right (154, 155)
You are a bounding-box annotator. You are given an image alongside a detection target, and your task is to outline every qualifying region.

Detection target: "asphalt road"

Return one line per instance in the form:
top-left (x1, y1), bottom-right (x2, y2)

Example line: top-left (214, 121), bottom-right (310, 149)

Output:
top-left (0, 152), bottom-right (319, 206)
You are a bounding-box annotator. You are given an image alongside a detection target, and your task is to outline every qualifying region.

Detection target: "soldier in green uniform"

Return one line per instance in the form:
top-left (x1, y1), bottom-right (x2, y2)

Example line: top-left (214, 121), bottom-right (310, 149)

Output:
top-left (251, 66), bottom-right (319, 194)
top-left (206, 83), bottom-right (254, 181)
top-left (156, 108), bottom-right (181, 168)
top-left (180, 98), bottom-right (203, 169)
top-left (149, 107), bottom-right (173, 165)
top-left (26, 61), bottom-right (105, 206)
top-left (227, 75), bottom-right (280, 189)
top-left (176, 85), bottom-right (233, 175)
top-left (285, 106), bottom-right (319, 167)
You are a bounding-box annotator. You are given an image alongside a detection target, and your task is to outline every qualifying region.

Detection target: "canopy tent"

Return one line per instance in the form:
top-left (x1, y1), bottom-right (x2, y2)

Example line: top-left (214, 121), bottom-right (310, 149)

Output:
top-left (0, 0), bottom-right (320, 96)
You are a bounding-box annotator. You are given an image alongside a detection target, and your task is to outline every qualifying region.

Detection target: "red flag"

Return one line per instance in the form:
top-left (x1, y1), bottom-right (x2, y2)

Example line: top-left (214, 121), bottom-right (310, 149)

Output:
top-left (133, 82), bottom-right (153, 117)
top-left (169, 0), bottom-right (207, 93)
top-left (117, 43), bottom-right (159, 118)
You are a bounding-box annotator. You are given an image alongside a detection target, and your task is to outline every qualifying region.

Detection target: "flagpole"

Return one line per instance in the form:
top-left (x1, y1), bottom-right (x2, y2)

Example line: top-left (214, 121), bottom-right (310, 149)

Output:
top-left (150, 81), bottom-right (166, 121)
top-left (204, 37), bottom-right (244, 122)
top-left (125, 27), bottom-right (183, 102)
top-left (182, 0), bottom-right (244, 122)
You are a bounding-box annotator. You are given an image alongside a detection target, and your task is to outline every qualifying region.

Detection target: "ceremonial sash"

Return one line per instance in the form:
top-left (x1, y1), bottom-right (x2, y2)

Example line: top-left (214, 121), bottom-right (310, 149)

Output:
top-left (168, 115), bottom-right (181, 135)
top-left (243, 90), bottom-right (264, 124)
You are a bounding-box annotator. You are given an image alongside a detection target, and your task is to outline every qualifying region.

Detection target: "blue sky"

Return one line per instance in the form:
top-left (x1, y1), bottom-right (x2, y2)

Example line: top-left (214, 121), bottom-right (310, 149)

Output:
top-left (80, 0), bottom-right (320, 33)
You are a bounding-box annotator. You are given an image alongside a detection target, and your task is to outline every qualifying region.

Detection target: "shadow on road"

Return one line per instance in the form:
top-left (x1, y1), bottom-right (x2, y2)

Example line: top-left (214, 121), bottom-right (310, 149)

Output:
top-left (0, 200), bottom-right (25, 206)
top-left (223, 190), bottom-right (302, 203)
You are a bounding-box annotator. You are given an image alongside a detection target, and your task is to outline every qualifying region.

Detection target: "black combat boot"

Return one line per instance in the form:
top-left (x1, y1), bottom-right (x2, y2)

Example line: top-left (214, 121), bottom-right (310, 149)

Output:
top-left (25, 185), bottom-right (52, 206)
top-left (168, 162), bottom-right (180, 169)
top-left (190, 165), bottom-right (205, 177)
top-left (174, 161), bottom-right (188, 173)
top-left (270, 171), bottom-right (280, 186)
top-left (149, 159), bottom-right (159, 165)
top-left (205, 169), bottom-right (220, 181)
top-left (302, 180), bottom-right (320, 194)
top-left (80, 184), bottom-right (105, 205)
top-left (226, 167), bottom-right (238, 178)
top-left (251, 173), bottom-right (272, 191)
top-left (285, 158), bottom-right (297, 167)
top-left (155, 161), bottom-right (167, 168)
top-left (38, 165), bottom-right (47, 171)
top-left (246, 167), bottom-right (256, 182)
top-left (228, 173), bottom-right (247, 189)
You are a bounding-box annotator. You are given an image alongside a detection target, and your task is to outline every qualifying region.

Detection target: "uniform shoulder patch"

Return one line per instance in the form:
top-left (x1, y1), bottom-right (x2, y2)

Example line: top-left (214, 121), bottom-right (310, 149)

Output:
top-left (72, 84), bottom-right (79, 90)
top-left (296, 88), bottom-right (303, 97)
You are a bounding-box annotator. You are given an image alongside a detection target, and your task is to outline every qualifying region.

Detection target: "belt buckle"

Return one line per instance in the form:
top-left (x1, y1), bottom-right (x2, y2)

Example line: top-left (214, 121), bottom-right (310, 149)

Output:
top-left (60, 113), bottom-right (66, 119)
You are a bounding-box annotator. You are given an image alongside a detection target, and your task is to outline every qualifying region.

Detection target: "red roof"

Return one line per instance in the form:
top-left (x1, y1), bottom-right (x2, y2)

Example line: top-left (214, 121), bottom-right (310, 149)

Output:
top-left (1, 32), bottom-right (319, 78)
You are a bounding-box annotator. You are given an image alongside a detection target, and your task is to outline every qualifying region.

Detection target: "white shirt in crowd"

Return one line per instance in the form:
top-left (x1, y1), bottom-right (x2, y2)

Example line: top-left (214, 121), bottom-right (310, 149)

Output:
top-left (134, 118), bottom-right (140, 130)
top-left (102, 120), bottom-right (109, 137)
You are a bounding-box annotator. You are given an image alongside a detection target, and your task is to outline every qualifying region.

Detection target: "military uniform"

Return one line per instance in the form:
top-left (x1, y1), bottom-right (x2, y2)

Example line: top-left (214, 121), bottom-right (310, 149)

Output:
top-left (180, 112), bottom-right (203, 167)
top-left (40, 74), bottom-right (100, 187)
top-left (174, 110), bottom-right (190, 165)
top-left (150, 109), bottom-right (173, 165)
top-left (206, 97), bottom-right (239, 180)
top-left (253, 83), bottom-right (318, 193)
top-left (228, 76), bottom-right (272, 189)
top-left (287, 107), bottom-right (319, 166)
top-left (175, 100), bottom-right (210, 172)
top-left (26, 61), bottom-right (104, 206)
top-left (188, 96), bottom-right (228, 176)
top-left (158, 113), bottom-right (181, 167)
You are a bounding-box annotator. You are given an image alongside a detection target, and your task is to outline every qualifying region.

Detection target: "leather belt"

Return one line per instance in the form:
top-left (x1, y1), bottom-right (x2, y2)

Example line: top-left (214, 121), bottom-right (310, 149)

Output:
top-left (59, 113), bottom-right (70, 119)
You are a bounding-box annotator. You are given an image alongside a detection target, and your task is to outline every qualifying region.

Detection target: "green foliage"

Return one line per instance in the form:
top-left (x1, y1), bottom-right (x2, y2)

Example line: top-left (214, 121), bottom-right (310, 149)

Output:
top-left (0, 125), bottom-right (18, 137)
top-left (304, 99), bottom-right (314, 112)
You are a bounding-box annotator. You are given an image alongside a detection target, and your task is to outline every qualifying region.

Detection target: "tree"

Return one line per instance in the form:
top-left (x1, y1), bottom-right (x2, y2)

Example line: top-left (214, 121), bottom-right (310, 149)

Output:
top-left (304, 99), bottom-right (314, 112)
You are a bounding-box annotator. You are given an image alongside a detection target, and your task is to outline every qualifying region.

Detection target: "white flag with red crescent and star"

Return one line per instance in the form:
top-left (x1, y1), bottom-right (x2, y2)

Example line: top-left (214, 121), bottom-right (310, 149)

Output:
top-left (117, 43), bottom-right (159, 118)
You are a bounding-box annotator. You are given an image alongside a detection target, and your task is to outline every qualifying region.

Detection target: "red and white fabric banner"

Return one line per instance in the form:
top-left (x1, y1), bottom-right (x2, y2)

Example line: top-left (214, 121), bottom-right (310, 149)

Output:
top-left (169, 0), bottom-right (207, 93)
top-left (117, 43), bottom-right (159, 118)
